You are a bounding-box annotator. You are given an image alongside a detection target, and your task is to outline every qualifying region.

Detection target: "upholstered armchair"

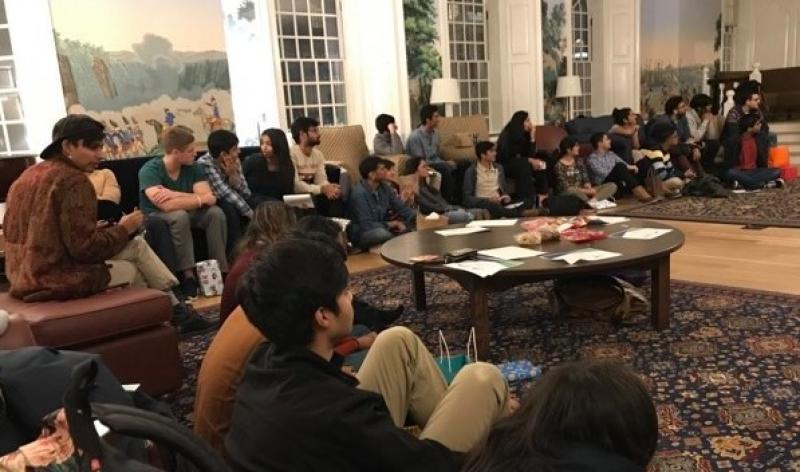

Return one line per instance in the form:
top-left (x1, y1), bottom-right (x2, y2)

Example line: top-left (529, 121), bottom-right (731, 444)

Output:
top-left (437, 115), bottom-right (489, 164)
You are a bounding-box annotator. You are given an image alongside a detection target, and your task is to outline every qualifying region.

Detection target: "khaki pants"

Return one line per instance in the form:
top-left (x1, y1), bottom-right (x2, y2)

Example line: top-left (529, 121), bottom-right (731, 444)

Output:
top-left (356, 327), bottom-right (509, 452)
top-left (563, 182), bottom-right (617, 202)
top-left (107, 236), bottom-right (178, 291)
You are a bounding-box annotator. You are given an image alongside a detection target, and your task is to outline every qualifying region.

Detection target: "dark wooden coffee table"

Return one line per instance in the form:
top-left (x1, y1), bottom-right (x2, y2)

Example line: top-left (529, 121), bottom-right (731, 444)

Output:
top-left (381, 218), bottom-right (685, 359)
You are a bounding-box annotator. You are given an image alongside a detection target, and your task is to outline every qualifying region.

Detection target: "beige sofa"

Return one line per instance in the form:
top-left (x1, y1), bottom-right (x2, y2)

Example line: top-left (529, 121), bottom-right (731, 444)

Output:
top-left (437, 115), bottom-right (490, 164)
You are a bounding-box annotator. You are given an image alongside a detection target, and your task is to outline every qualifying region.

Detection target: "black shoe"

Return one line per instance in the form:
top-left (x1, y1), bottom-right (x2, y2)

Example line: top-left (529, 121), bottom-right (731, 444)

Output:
top-left (171, 304), bottom-right (215, 337)
top-left (372, 305), bottom-right (405, 332)
top-left (180, 277), bottom-right (199, 300)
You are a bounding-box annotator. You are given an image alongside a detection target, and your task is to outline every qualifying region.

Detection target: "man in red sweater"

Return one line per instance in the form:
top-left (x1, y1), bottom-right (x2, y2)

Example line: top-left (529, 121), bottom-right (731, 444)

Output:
top-left (723, 113), bottom-right (783, 190)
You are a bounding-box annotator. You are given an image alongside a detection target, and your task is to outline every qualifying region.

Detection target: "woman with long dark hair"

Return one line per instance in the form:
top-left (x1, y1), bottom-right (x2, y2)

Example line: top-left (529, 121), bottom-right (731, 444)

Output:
top-left (243, 128), bottom-right (297, 204)
top-left (463, 361), bottom-right (659, 472)
top-left (496, 111), bottom-right (549, 204)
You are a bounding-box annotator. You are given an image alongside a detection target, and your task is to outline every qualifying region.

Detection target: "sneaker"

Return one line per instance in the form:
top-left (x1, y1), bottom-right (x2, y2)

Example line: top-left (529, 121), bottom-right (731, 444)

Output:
top-left (731, 180), bottom-right (741, 190)
top-left (775, 178), bottom-right (786, 189)
top-left (180, 277), bottom-right (199, 300)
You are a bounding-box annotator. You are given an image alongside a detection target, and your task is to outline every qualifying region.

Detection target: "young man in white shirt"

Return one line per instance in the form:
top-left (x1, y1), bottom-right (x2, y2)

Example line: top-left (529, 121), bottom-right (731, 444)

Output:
top-left (289, 116), bottom-right (346, 217)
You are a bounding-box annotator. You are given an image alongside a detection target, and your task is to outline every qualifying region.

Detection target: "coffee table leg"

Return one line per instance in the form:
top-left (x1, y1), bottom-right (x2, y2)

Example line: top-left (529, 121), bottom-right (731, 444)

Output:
top-left (651, 256), bottom-right (671, 330)
top-left (470, 285), bottom-right (490, 360)
top-left (412, 270), bottom-right (426, 311)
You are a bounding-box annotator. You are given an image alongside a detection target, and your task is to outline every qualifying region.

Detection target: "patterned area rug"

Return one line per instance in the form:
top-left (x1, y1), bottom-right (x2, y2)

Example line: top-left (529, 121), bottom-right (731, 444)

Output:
top-left (603, 180), bottom-right (800, 228)
top-left (167, 266), bottom-right (800, 471)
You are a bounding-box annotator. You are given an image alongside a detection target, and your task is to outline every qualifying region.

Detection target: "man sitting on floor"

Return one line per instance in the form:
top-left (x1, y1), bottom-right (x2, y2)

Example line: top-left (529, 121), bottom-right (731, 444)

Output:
top-left (463, 141), bottom-right (541, 218)
top-left (720, 113), bottom-right (783, 190)
top-left (2, 114), bottom-right (211, 332)
top-left (406, 105), bottom-right (458, 202)
top-left (138, 125), bottom-right (228, 298)
top-left (348, 156), bottom-right (416, 249)
top-left (225, 237), bottom-right (513, 471)
top-left (197, 129), bottom-right (254, 256)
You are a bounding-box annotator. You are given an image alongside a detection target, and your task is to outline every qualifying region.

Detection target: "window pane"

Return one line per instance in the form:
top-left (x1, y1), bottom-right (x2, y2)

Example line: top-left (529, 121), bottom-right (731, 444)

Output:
top-left (0, 129), bottom-right (7, 153)
top-left (310, 16), bottom-right (324, 36)
top-left (282, 38), bottom-right (297, 58)
top-left (479, 81), bottom-right (488, 98)
top-left (319, 84), bottom-right (332, 103)
top-left (290, 85), bottom-right (303, 104)
top-left (325, 17), bottom-right (338, 37)
top-left (317, 62), bottom-right (330, 81)
top-left (287, 61), bottom-right (302, 81)
top-left (296, 15), bottom-right (309, 36)
top-left (2, 94), bottom-right (22, 120)
top-left (313, 39), bottom-right (326, 58)
top-left (321, 106), bottom-right (334, 124)
top-left (278, 0), bottom-right (293, 13)
top-left (279, 14), bottom-right (295, 35)
top-left (305, 85), bottom-right (319, 105)
top-left (333, 84), bottom-right (346, 104)
top-left (309, 0), bottom-right (323, 14)
top-left (331, 62), bottom-right (343, 81)
top-left (291, 107), bottom-right (305, 122)
top-left (465, 25), bottom-right (474, 41)
top-left (0, 61), bottom-right (15, 88)
top-left (475, 25), bottom-right (484, 42)
top-left (294, 0), bottom-right (308, 13)
top-left (298, 39), bottom-right (312, 58)
top-left (323, 0), bottom-right (336, 14)
top-left (283, 87), bottom-right (290, 106)
top-left (335, 106), bottom-right (346, 124)
top-left (307, 107), bottom-right (320, 120)
top-left (455, 24), bottom-right (464, 41)
top-left (327, 40), bottom-right (340, 59)
top-left (0, 29), bottom-right (11, 56)
top-left (0, 2), bottom-right (6, 24)
top-left (7, 123), bottom-right (27, 151)
top-left (302, 61), bottom-right (316, 81)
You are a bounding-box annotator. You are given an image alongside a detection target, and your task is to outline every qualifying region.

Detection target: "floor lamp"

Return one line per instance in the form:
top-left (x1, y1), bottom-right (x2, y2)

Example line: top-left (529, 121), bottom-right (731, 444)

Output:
top-left (556, 75), bottom-right (582, 122)
top-left (430, 78), bottom-right (461, 117)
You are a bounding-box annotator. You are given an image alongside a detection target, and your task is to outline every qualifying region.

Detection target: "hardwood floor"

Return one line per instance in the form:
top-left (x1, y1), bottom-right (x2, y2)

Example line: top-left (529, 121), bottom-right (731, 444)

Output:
top-left (191, 218), bottom-right (800, 310)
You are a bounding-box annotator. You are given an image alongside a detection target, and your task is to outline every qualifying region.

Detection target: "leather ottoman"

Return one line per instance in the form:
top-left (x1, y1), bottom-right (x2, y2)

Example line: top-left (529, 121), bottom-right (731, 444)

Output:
top-left (0, 288), bottom-right (182, 395)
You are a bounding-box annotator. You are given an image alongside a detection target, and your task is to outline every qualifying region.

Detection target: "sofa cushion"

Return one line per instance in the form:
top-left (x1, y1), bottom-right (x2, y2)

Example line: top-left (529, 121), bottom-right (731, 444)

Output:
top-left (565, 115), bottom-right (615, 143)
top-left (0, 288), bottom-right (172, 348)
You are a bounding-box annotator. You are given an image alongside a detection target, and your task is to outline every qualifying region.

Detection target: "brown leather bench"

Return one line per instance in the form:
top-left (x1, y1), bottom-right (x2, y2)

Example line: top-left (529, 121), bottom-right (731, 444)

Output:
top-left (0, 288), bottom-right (182, 395)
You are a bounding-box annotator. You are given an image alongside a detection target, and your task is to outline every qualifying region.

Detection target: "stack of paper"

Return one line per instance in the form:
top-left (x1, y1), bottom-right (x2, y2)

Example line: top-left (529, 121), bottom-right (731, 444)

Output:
top-left (445, 259), bottom-right (522, 278)
top-left (466, 219), bottom-right (518, 228)
top-left (283, 194), bottom-right (315, 209)
top-left (551, 249), bottom-right (621, 265)
top-left (435, 227), bottom-right (490, 237)
top-left (621, 228), bottom-right (672, 240)
top-left (478, 246), bottom-right (545, 260)
top-left (589, 199), bottom-right (617, 210)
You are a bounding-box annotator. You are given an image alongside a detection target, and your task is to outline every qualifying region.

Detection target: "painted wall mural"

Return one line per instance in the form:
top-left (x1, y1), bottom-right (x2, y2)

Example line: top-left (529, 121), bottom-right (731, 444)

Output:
top-left (50, 0), bottom-right (234, 158)
top-left (640, 0), bottom-right (721, 120)
top-left (541, 0), bottom-right (567, 125)
top-left (404, 0), bottom-right (442, 126)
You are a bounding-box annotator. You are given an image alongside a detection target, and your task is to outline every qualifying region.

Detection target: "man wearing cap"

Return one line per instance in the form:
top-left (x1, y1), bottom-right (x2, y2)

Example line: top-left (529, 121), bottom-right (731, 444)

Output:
top-left (3, 115), bottom-right (212, 333)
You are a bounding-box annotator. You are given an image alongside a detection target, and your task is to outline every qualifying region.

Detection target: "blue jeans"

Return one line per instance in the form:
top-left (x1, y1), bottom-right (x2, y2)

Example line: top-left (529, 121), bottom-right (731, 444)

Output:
top-left (344, 324), bottom-right (372, 370)
top-left (353, 227), bottom-right (395, 249)
top-left (726, 167), bottom-right (781, 190)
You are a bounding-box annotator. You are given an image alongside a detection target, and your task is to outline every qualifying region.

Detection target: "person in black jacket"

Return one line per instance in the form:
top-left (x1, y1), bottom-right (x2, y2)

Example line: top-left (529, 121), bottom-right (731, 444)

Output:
top-left (242, 128), bottom-right (297, 205)
top-left (226, 237), bottom-right (512, 472)
top-left (496, 110), bottom-right (550, 204)
top-left (463, 361), bottom-right (659, 472)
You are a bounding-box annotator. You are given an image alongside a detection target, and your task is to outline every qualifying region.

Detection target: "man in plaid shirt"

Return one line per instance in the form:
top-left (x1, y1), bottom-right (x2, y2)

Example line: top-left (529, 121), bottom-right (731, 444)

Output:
top-left (197, 130), bottom-right (254, 254)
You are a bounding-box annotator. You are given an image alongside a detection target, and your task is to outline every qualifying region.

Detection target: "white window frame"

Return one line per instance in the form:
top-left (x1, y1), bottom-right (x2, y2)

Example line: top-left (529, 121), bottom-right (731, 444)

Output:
top-left (571, 0), bottom-right (591, 117)
top-left (0, 0), bottom-right (31, 158)
top-left (271, 0), bottom-right (348, 128)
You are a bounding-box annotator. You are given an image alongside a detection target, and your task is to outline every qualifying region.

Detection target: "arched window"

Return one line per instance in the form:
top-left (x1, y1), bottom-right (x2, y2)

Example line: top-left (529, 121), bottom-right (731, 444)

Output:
top-left (571, 0), bottom-right (591, 116)
top-left (274, 0), bottom-right (347, 126)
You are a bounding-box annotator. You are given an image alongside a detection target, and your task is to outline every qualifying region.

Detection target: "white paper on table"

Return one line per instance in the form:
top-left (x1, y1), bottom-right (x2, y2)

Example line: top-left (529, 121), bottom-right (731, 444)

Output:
top-left (587, 215), bottom-right (629, 225)
top-left (445, 259), bottom-right (521, 278)
top-left (283, 193), bottom-right (315, 209)
top-left (478, 246), bottom-right (545, 260)
top-left (504, 201), bottom-right (524, 209)
top-left (466, 219), bottom-right (518, 228)
top-left (435, 227), bottom-right (490, 237)
top-left (551, 249), bottom-right (621, 265)
top-left (589, 199), bottom-right (617, 210)
top-left (621, 228), bottom-right (672, 240)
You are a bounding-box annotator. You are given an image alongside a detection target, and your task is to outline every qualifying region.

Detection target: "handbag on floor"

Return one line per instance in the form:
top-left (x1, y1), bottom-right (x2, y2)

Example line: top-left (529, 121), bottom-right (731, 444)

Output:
top-left (436, 328), bottom-right (477, 384)
top-left (551, 275), bottom-right (648, 325)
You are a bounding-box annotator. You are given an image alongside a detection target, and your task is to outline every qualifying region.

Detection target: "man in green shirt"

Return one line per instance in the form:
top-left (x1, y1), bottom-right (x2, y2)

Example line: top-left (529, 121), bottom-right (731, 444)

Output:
top-left (138, 125), bottom-right (227, 298)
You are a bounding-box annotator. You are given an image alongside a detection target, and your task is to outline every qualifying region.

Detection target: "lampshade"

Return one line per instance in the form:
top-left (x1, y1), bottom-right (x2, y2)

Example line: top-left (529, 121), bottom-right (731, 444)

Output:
top-left (555, 76), bottom-right (582, 98)
top-left (430, 78), bottom-right (460, 104)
